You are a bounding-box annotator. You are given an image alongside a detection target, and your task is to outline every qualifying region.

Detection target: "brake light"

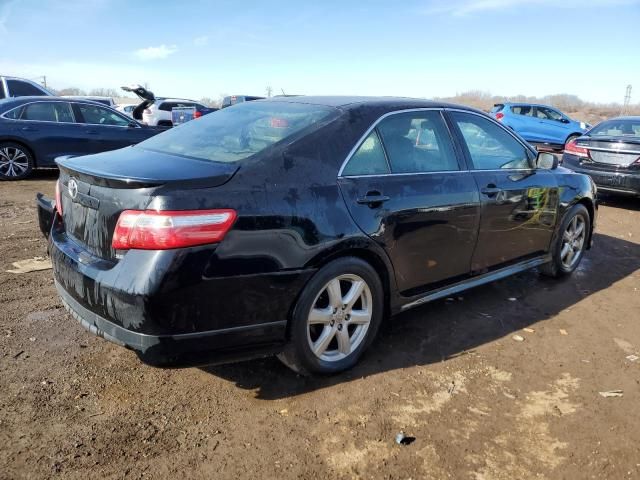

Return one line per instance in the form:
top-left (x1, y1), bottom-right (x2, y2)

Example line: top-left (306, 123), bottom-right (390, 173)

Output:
top-left (55, 179), bottom-right (63, 216)
top-left (495, 112), bottom-right (504, 121)
top-left (194, 110), bottom-right (202, 119)
top-left (564, 139), bottom-right (589, 158)
top-left (112, 209), bottom-right (237, 250)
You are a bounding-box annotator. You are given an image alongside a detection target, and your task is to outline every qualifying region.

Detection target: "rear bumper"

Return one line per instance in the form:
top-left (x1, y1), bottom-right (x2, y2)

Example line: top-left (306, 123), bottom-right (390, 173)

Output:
top-left (562, 156), bottom-right (640, 196)
top-left (49, 214), bottom-right (315, 367)
top-left (56, 280), bottom-right (286, 367)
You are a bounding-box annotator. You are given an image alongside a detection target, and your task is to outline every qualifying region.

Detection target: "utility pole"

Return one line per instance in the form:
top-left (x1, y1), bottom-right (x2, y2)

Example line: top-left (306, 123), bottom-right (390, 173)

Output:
top-left (266, 85), bottom-right (273, 98)
top-left (623, 85), bottom-right (632, 114)
top-left (31, 75), bottom-right (47, 88)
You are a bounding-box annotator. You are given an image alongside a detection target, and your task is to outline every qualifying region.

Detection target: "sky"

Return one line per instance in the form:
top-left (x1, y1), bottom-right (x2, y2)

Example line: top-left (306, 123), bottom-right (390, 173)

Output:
top-left (0, 0), bottom-right (639, 104)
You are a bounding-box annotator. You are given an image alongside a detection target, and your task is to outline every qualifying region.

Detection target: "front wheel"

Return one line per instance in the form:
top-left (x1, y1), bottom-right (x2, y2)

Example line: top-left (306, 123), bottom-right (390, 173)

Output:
top-left (0, 143), bottom-right (34, 180)
top-left (278, 257), bottom-right (384, 375)
top-left (541, 204), bottom-right (590, 278)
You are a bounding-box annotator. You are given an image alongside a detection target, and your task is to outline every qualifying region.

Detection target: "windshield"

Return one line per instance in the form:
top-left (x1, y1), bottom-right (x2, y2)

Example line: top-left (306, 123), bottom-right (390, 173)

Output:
top-left (589, 119), bottom-right (640, 137)
top-left (137, 101), bottom-right (336, 162)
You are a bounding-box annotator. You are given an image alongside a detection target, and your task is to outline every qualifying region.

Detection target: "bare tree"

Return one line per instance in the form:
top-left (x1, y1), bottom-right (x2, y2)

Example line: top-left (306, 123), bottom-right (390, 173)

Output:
top-left (56, 87), bottom-right (87, 96)
top-left (89, 88), bottom-right (119, 98)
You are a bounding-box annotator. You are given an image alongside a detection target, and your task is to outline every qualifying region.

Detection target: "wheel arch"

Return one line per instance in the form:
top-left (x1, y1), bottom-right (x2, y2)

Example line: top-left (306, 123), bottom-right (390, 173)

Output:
top-left (576, 196), bottom-right (595, 250)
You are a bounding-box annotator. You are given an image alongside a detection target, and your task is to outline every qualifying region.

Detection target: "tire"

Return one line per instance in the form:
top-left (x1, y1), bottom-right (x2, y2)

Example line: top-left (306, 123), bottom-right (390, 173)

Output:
top-left (0, 142), bottom-right (34, 180)
top-left (278, 257), bottom-right (384, 375)
top-left (541, 204), bottom-right (590, 278)
top-left (565, 134), bottom-right (580, 148)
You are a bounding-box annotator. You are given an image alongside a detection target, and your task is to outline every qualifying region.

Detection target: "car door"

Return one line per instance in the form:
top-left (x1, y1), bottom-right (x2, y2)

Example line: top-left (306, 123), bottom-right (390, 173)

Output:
top-left (533, 106), bottom-right (571, 144)
top-left (338, 109), bottom-right (481, 295)
top-left (447, 110), bottom-right (559, 272)
top-left (508, 105), bottom-right (540, 142)
top-left (73, 102), bottom-right (141, 153)
top-left (14, 101), bottom-right (84, 165)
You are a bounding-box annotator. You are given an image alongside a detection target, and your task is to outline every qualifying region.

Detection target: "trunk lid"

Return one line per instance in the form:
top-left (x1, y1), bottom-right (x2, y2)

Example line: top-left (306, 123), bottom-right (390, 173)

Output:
top-left (578, 137), bottom-right (640, 168)
top-left (56, 147), bottom-right (239, 261)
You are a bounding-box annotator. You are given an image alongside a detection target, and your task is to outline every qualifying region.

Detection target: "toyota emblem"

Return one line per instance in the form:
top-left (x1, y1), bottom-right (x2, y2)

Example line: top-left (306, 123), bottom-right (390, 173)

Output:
top-left (68, 178), bottom-right (78, 200)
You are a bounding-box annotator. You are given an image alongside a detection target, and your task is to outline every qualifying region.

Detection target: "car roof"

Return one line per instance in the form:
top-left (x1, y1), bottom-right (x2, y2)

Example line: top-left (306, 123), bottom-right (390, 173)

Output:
top-left (155, 98), bottom-right (201, 103)
top-left (0, 96), bottom-right (116, 109)
top-left (600, 116), bottom-right (640, 121)
top-left (502, 102), bottom-right (558, 108)
top-left (265, 95), bottom-right (465, 111)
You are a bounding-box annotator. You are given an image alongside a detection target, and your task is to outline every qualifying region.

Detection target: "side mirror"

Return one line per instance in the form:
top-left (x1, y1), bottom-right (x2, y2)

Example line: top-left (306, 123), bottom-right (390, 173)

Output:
top-left (536, 152), bottom-right (558, 170)
top-left (560, 118), bottom-right (570, 124)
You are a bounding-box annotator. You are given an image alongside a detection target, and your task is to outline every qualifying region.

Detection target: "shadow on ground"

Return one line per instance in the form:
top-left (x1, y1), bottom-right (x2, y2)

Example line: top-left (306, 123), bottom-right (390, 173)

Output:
top-left (203, 232), bottom-right (640, 399)
top-left (597, 192), bottom-right (640, 211)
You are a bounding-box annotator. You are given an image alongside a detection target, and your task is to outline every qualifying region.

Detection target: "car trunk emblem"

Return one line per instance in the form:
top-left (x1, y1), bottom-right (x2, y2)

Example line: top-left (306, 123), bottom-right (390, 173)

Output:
top-left (68, 178), bottom-right (78, 200)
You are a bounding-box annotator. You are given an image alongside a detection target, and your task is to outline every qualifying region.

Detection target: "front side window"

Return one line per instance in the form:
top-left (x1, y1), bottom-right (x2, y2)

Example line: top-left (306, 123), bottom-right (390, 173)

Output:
top-left (536, 107), bottom-right (564, 121)
top-left (451, 112), bottom-right (531, 170)
top-left (6, 79), bottom-right (46, 97)
top-left (377, 111), bottom-right (459, 173)
top-left (21, 102), bottom-right (74, 122)
top-left (137, 101), bottom-right (336, 163)
top-left (342, 130), bottom-right (389, 176)
top-left (77, 104), bottom-right (130, 126)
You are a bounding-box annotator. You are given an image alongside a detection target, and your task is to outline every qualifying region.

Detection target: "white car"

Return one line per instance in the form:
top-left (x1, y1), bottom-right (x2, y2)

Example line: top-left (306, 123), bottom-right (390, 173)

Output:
top-left (121, 85), bottom-right (212, 127)
top-left (116, 104), bottom-right (137, 117)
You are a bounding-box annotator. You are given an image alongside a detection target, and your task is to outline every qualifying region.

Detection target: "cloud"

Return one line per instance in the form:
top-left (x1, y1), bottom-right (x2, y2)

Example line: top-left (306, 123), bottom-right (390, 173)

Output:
top-left (0, 0), bottom-right (19, 35)
top-left (424, 0), bottom-right (640, 15)
top-left (133, 44), bottom-right (178, 61)
top-left (193, 35), bottom-right (209, 47)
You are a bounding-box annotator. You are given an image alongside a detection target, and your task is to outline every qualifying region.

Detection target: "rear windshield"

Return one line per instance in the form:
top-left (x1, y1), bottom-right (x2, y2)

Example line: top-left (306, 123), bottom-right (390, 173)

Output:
top-left (588, 119), bottom-right (640, 137)
top-left (137, 101), bottom-right (336, 162)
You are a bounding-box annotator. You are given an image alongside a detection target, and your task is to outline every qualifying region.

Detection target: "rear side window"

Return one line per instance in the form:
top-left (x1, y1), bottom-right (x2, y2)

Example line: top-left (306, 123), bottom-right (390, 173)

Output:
top-left (77, 104), bottom-right (130, 126)
top-left (6, 79), bottom-right (46, 97)
top-left (342, 131), bottom-right (389, 176)
top-left (451, 112), bottom-right (531, 170)
top-left (511, 105), bottom-right (533, 116)
top-left (137, 101), bottom-right (336, 163)
top-left (21, 102), bottom-right (74, 122)
top-left (377, 111), bottom-right (459, 173)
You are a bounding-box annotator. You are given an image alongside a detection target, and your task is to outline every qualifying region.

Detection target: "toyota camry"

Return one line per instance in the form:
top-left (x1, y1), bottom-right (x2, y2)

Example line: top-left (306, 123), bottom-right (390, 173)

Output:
top-left (40, 96), bottom-right (597, 375)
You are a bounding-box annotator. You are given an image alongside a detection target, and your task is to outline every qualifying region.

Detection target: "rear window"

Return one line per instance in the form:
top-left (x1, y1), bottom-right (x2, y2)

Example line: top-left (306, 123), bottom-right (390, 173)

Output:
top-left (589, 119), bottom-right (640, 137)
top-left (6, 79), bottom-right (46, 97)
top-left (137, 101), bottom-right (336, 163)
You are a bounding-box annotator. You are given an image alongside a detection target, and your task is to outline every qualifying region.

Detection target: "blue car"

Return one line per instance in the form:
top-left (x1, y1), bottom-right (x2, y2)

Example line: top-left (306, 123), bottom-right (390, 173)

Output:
top-left (0, 96), bottom-right (162, 180)
top-left (490, 103), bottom-right (589, 149)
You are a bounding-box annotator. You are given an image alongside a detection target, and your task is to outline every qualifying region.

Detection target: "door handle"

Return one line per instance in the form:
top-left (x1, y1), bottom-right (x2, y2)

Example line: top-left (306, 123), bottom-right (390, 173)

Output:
top-left (481, 185), bottom-right (501, 197)
top-left (85, 129), bottom-right (100, 135)
top-left (357, 192), bottom-right (390, 207)
top-left (21, 126), bottom-right (38, 132)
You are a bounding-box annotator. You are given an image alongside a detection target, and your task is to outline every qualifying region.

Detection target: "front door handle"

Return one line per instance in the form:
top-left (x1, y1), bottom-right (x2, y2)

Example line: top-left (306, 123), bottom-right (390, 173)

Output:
top-left (21, 126), bottom-right (38, 132)
top-left (86, 129), bottom-right (100, 135)
top-left (481, 185), bottom-right (501, 197)
top-left (357, 192), bottom-right (390, 207)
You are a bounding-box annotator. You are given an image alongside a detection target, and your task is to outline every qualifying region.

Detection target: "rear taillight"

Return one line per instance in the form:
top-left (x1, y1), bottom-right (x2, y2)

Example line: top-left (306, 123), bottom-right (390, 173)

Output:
top-left (55, 179), bottom-right (63, 216)
top-left (112, 209), bottom-right (237, 250)
top-left (194, 110), bottom-right (203, 119)
top-left (495, 112), bottom-right (504, 121)
top-left (564, 139), bottom-right (589, 159)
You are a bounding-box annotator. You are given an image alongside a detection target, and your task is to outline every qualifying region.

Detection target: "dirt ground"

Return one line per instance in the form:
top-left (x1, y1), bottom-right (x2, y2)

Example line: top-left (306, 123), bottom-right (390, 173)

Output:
top-left (1, 171), bottom-right (639, 480)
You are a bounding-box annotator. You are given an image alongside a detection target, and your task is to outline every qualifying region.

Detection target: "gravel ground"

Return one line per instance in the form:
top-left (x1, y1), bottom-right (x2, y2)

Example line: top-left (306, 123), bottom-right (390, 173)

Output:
top-left (1, 171), bottom-right (639, 479)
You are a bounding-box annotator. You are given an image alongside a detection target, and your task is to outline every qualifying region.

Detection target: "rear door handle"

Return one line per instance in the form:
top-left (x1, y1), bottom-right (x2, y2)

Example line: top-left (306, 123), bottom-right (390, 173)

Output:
top-left (481, 185), bottom-right (501, 197)
top-left (357, 192), bottom-right (390, 207)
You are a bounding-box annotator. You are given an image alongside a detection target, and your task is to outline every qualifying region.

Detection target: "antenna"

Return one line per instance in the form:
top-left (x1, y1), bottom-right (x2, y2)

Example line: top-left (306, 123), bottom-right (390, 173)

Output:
top-left (623, 84), bottom-right (632, 114)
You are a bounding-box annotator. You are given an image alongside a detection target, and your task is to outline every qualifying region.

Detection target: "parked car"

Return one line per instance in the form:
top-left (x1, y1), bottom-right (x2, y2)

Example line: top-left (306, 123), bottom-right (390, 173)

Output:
top-left (121, 85), bottom-right (217, 126)
top-left (562, 116), bottom-right (640, 196)
top-left (221, 95), bottom-right (265, 108)
top-left (1, 75), bottom-right (53, 99)
top-left (491, 102), bottom-right (589, 149)
top-left (116, 104), bottom-right (137, 116)
top-left (38, 97), bottom-right (597, 375)
top-left (62, 96), bottom-right (115, 107)
top-left (0, 96), bottom-right (162, 180)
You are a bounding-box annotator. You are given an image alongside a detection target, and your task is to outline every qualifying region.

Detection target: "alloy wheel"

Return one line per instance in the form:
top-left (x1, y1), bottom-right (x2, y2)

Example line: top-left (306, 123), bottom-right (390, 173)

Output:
top-left (560, 214), bottom-right (586, 269)
top-left (306, 274), bottom-right (373, 362)
top-left (0, 146), bottom-right (30, 178)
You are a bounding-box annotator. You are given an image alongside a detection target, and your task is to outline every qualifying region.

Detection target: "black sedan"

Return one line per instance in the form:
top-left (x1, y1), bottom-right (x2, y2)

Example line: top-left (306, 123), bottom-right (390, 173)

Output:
top-left (0, 96), bottom-right (162, 180)
top-left (563, 116), bottom-right (640, 196)
top-left (39, 97), bottom-right (597, 375)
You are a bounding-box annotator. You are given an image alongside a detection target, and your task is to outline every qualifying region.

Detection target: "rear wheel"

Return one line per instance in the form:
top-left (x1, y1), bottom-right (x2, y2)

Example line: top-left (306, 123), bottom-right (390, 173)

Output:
top-left (541, 204), bottom-right (590, 278)
top-left (278, 257), bottom-right (383, 375)
top-left (0, 142), bottom-right (34, 180)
